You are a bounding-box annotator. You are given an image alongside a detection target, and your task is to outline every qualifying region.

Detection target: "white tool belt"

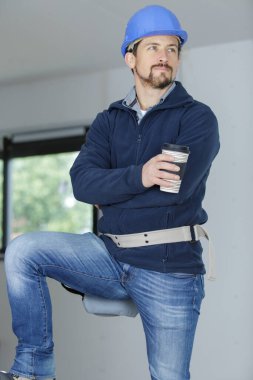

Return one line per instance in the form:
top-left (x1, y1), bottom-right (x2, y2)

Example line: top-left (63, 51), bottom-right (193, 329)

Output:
top-left (104, 224), bottom-right (215, 280)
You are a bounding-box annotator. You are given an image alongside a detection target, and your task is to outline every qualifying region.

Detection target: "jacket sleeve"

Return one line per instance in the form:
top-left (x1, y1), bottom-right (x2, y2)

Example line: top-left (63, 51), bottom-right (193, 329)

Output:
top-left (70, 112), bottom-right (146, 205)
top-left (174, 103), bottom-right (220, 202)
top-left (110, 103), bottom-right (220, 209)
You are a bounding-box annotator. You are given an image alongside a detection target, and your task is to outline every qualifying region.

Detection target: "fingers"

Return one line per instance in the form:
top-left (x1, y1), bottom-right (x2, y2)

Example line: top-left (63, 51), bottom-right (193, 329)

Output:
top-left (158, 169), bottom-right (180, 180)
top-left (142, 153), bottom-right (181, 188)
top-left (155, 153), bottom-right (176, 162)
top-left (151, 154), bottom-right (180, 174)
top-left (151, 170), bottom-right (180, 187)
top-left (156, 161), bottom-right (180, 173)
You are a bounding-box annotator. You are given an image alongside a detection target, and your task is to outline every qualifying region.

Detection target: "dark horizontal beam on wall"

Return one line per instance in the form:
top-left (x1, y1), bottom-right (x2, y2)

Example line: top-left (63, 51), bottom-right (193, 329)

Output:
top-left (3, 134), bottom-right (86, 158)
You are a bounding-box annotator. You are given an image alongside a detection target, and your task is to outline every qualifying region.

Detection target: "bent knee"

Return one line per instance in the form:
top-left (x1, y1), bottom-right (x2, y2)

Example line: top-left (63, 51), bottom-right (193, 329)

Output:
top-left (4, 232), bottom-right (43, 271)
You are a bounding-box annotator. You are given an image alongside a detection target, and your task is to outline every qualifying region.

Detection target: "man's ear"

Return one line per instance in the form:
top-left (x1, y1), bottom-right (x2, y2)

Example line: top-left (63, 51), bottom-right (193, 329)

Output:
top-left (125, 52), bottom-right (135, 69)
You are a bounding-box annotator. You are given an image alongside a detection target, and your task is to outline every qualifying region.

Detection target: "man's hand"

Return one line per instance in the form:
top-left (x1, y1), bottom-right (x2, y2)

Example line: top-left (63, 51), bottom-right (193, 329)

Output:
top-left (142, 153), bottom-right (180, 188)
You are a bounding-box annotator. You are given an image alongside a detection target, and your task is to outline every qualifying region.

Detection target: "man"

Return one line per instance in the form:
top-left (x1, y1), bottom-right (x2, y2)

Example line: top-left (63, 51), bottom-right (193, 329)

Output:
top-left (1, 5), bottom-right (220, 380)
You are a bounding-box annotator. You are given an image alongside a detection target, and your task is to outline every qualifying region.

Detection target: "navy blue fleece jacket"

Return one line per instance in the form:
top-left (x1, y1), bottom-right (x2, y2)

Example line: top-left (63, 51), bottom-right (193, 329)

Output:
top-left (70, 82), bottom-right (220, 274)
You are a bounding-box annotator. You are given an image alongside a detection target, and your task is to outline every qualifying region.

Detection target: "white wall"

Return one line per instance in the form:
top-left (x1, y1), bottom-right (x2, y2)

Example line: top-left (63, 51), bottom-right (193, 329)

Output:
top-left (181, 39), bottom-right (253, 380)
top-left (0, 67), bottom-right (132, 140)
top-left (1, 39), bottom-right (253, 380)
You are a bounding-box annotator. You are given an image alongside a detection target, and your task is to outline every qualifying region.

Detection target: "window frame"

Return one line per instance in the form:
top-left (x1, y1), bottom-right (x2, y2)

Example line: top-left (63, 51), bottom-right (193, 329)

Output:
top-left (0, 126), bottom-right (97, 258)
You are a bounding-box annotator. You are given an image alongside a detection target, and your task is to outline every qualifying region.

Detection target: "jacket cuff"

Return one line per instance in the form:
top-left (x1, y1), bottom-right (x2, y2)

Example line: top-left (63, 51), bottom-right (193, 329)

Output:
top-left (133, 164), bottom-right (147, 193)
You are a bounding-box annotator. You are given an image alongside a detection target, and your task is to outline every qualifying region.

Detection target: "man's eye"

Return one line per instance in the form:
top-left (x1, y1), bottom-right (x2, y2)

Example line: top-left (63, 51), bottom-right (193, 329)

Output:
top-left (168, 48), bottom-right (177, 53)
top-left (147, 45), bottom-right (157, 51)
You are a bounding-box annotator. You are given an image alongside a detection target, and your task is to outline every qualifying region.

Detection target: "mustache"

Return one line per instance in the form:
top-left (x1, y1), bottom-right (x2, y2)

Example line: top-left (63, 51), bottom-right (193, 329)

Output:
top-left (151, 63), bottom-right (172, 70)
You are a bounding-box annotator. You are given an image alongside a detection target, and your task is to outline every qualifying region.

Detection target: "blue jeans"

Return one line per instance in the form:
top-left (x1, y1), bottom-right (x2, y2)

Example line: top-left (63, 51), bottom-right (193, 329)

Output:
top-left (4, 232), bottom-right (205, 380)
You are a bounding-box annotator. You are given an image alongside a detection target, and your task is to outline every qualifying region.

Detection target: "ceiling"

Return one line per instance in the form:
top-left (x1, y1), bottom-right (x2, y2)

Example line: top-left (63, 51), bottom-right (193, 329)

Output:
top-left (0, 0), bottom-right (252, 85)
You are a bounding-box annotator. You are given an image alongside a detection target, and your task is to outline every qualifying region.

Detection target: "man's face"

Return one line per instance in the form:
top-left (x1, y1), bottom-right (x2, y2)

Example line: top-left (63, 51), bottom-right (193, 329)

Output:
top-left (125, 35), bottom-right (180, 89)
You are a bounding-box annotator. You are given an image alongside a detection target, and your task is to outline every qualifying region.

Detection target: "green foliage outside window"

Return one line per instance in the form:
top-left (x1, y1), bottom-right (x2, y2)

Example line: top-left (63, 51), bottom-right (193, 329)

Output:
top-left (11, 152), bottom-right (92, 239)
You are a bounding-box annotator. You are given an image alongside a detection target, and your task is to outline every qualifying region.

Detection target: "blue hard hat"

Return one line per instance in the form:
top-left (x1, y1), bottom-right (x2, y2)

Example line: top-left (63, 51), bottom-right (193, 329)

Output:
top-left (121, 5), bottom-right (188, 56)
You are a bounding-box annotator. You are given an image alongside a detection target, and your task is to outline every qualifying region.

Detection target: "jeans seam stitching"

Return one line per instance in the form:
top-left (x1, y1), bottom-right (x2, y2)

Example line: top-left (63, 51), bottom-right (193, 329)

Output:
top-left (37, 275), bottom-right (48, 347)
top-left (39, 264), bottom-right (121, 282)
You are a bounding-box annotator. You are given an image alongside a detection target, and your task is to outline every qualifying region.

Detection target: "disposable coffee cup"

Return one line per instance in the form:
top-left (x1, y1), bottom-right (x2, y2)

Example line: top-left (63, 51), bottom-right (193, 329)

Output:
top-left (160, 143), bottom-right (190, 193)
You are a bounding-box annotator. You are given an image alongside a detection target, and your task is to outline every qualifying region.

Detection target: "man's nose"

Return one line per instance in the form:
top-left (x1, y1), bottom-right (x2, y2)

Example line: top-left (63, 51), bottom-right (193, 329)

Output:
top-left (158, 49), bottom-right (169, 63)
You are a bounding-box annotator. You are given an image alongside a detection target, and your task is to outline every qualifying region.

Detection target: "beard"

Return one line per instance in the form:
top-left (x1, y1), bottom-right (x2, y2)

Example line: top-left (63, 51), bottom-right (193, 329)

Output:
top-left (135, 64), bottom-right (174, 89)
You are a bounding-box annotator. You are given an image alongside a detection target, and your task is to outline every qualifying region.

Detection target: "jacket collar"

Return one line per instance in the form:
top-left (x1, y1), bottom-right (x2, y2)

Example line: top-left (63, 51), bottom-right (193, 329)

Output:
top-left (122, 82), bottom-right (176, 109)
top-left (109, 82), bottom-right (194, 112)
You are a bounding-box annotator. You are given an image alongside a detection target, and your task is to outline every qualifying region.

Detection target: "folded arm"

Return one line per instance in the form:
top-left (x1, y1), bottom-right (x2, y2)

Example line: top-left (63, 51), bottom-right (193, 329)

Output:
top-left (70, 112), bottom-right (146, 205)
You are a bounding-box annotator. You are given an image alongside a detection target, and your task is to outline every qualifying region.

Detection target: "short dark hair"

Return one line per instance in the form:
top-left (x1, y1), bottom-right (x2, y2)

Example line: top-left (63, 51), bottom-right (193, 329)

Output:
top-left (127, 40), bottom-right (142, 56)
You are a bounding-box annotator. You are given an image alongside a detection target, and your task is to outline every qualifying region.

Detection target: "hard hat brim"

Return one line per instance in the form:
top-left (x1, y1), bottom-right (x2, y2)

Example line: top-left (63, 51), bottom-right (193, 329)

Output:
top-left (121, 29), bottom-right (188, 57)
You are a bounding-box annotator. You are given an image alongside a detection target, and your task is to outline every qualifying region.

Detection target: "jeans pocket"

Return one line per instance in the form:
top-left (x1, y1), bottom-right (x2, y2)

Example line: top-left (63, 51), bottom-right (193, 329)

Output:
top-left (170, 272), bottom-right (196, 279)
top-left (193, 275), bottom-right (205, 315)
top-left (200, 274), bottom-right (205, 299)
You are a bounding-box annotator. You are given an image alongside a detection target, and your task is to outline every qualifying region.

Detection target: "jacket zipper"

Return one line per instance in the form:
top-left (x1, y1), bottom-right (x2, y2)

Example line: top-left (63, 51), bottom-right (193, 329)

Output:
top-left (126, 110), bottom-right (143, 164)
top-left (127, 108), bottom-right (157, 163)
top-left (136, 133), bottom-right (142, 163)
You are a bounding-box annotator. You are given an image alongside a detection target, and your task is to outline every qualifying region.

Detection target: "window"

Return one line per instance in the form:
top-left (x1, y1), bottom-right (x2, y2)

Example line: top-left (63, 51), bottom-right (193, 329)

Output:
top-left (1, 128), bottom-right (96, 256)
top-left (11, 152), bottom-right (93, 239)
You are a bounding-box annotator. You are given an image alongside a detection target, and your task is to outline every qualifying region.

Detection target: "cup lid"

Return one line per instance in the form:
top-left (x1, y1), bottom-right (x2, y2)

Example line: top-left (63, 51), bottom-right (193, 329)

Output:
top-left (162, 143), bottom-right (190, 154)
